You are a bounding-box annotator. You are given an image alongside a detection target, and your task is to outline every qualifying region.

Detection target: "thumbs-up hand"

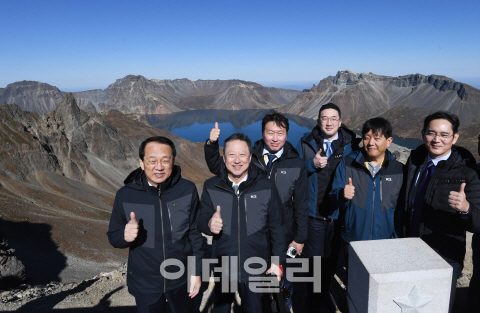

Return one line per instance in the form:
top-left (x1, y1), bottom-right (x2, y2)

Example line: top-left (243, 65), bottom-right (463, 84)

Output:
top-left (344, 177), bottom-right (355, 200)
top-left (209, 205), bottom-right (223, 234)
top-left (314, 149), bottom-right (328, 168)
top-left (209, 122), bottom-right (221, 143)
top-left (448, 183), bottom-right (470, 213)
top-left (125, 212), bottom-right (139, 242)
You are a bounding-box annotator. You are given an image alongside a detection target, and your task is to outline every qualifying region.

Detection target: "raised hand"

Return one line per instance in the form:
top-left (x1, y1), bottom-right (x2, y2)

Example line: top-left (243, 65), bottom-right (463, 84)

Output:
top-left (448, 183), bottom-right (470, 213)
top-left (314, 149), bottom-right (328, 168)
top-left (124, 212), bottom-right (139, 242)
top-left (209, 205), bottom-right (223, 234)
top-left (344, 177), bottom-right (355, 200)
top-left (209, 122), bottom-right (221, 143)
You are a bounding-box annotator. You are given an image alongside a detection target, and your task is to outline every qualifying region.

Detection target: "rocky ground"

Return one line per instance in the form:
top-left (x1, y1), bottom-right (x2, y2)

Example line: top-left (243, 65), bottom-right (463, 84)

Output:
top-left (0, 233), bottom-right (474, 312)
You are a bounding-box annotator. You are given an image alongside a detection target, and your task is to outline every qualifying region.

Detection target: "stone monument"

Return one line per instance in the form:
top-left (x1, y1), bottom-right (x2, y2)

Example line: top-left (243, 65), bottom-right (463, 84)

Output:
top-left (347, 238), bottom-right (452, 313)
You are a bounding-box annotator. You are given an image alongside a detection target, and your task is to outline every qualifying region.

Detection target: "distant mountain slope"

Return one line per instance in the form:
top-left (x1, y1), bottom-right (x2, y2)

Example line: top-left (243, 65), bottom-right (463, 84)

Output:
top-left (280, 70), bottom-right (480, 130)
top-left (0, 76), bottom-right (301, 114)
top-left (0, 94), bottom-right (213, 285)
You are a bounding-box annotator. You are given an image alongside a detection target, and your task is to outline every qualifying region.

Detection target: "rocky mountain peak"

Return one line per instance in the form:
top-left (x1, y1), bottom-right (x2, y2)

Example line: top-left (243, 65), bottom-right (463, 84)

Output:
top-left (54, 93), bottom-right (88, 152)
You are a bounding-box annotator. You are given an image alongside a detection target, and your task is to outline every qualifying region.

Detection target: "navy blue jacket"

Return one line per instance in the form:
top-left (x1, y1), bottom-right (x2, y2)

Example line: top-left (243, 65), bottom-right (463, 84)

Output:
top-left (330, 149), bottom-right (404, 243)
top-left (297, 124), bottom-right (361, 219)
top-left (107, 166), bottom-right (205, 294)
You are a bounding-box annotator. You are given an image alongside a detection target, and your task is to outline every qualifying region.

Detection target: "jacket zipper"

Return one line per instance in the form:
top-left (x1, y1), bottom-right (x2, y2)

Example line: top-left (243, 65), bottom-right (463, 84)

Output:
top-left (237, 193), bottom-right (241, 283)
top-left (158, 188), bottom-right (167, 291)
top-left (167, 204), bottom-right (173, 240)
top-left (370, 180), bottom-right (376, 240)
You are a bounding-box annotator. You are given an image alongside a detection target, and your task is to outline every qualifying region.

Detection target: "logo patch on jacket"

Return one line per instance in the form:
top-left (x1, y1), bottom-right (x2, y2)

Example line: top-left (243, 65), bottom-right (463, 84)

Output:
top-left (334, 154), bottom-right (343, 159)
top-left (386, 178), bottom-right (392, 181)
top-left (171, 202), bottom-right (179, 207)
top-left (281, 171), bottom-right (287, 174)
top-left (251, 195), bottom-right (257, 198)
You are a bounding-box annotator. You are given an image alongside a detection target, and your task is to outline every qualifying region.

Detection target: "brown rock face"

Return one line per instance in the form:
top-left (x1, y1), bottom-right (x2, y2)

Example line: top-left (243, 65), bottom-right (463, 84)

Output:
top-left (0, 95), bottom-right (213, 285)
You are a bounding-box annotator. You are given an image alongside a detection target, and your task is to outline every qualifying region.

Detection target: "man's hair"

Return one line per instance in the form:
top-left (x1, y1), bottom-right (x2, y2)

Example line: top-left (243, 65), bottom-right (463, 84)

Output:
top-left (319, 103), bottom-right (342, 119)
top-left (362, 117), bottom-right (393, 138)
top-left (422, 111), bottom-right (460, 134)
top-left (223, 133), bottom-right (252, 154)
top-left (261, 110), bottom-right (289, 133)
top-left (139, 136), bottom-right (176, 160)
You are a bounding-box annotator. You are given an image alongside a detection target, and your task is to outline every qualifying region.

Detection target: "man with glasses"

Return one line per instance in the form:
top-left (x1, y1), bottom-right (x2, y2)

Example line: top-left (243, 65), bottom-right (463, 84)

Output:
top-left (107, 136), bottom-right (205, 313)
top-left (296, 103), bottom-right (361, 312)
top-left (398, 111), bottom-right (480, 312)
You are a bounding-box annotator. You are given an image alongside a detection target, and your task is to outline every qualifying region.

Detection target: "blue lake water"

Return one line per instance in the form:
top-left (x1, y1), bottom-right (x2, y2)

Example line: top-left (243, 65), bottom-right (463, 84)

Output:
top-left (146, 109), bottom-right (423, 150)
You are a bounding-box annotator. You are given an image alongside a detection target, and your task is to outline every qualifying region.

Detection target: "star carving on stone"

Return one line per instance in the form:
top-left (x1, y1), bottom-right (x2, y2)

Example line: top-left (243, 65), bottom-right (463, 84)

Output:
top-left (393, 285), bottom-right (433, 313)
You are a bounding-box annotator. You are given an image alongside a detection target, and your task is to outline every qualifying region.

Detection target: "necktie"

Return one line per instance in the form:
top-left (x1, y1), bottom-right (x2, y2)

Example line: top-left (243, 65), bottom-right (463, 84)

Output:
top-left (266, 153), bottom-right (276, 170)
top-left (325, 142), bottom-right (333, 159)
top-left (233, 184), bottom-right (239, 195)
top-left (410, 160), bottom-right (435, 237)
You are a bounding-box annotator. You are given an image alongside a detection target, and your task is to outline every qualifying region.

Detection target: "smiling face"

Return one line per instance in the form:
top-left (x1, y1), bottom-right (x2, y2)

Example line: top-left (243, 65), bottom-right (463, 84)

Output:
top-left (139, 142), bottom-right (174, 187)
top-left (262, 121), bottom-right (287, 153)
top-left (422, 118), bottom-right (459, 160)
top-left (318, 108), bottom-right (342, 140)
top-left (223, 139), bottom-right (251, 184)
top-left (363, 130), bottom-right (392, 162)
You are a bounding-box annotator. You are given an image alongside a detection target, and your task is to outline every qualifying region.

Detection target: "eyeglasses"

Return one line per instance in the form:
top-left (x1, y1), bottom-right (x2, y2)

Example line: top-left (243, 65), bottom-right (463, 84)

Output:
top-left (144, 159), bottom-right (172, 167)
top-left (319, 117), bottom-right (340, 122)
top-left (424, 131), bottom-right (454, 141)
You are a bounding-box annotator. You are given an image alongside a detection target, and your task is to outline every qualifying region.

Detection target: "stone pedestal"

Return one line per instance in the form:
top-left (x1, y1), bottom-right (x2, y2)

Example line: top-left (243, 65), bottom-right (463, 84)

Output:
top-left (347, 238), bottom-right (452, 313)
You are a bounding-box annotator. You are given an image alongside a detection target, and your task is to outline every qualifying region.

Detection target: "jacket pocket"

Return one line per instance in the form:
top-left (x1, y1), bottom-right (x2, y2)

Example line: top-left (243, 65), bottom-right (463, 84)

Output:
top-left (124, 203), bottom-right (155, 249)
top-left (245, 190), bottom-right (270, 236)
top-left (167, 194), bottom-right (192, 243)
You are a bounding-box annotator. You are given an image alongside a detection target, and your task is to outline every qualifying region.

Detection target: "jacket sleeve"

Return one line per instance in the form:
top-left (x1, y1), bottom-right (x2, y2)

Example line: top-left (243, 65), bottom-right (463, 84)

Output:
top-left (106, 191), bottom-right (131, 249)
top-left (292, 163), bottom-right (309, 244)
top-left (198, 184), bottom-right (215, 236)
top-left (268, 185), bottom-right (286, 264)
top-left (204, 139), bottom-right (223, 176)
top-left (458, 169), bottom-right (480, 233)
top-left (188, 187), bottom-right (206, 276)
top-left (296, 138), bottom-right (317, 174)
top-left (329, 158), bottom-right (348, 218)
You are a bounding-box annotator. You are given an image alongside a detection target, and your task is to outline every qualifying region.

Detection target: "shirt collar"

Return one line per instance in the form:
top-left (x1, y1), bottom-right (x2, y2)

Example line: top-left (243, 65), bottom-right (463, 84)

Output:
top-left (262, 146), bottom-right (284, 159)
top-left (428, 150), bottom-right (452, 166)
top-left (322, 133), bottom-right (339, 143)
top-left (228, 174), bottom-right (248, 186)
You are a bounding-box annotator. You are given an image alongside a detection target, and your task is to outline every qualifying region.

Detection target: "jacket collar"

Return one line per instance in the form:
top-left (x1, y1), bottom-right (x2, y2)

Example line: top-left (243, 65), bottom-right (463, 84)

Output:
top-left (410, 144), bottom-right (476, 169)
top-left (123, 165), bottom-right (182, 192)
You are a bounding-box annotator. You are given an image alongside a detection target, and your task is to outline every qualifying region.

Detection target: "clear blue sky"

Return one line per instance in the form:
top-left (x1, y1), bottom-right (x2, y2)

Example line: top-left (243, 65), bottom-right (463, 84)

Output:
top-left (1, 0), bottom-right (479, 91)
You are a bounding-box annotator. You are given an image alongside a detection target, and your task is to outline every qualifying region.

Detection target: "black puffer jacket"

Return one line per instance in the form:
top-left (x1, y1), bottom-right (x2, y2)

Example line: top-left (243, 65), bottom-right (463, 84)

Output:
top-left (204, 140), bottom-right (308, 244)
top-left (107, 166), bottom-right (205, 294)
top-left (399, 145), bottom-right (480, 264)
top-left (198, 164), bottom-right (285, 282)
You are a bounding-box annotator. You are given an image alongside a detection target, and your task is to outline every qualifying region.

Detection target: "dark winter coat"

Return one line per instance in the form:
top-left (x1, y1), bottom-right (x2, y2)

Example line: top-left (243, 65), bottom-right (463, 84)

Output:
top-left (399, 145), bottom-right (480, 264)
top-left (204, 139), bottom-right (308, 244)
top-left (107, 166), bottom-right (205, 294)
top-left (198, 164), bottom-right (285, 282)
top-left (297, 124), bottom-right (361, 219)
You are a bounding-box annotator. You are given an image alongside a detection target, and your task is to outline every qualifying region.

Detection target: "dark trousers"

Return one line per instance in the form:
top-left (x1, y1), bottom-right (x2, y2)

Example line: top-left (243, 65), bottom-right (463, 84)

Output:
top-left (468, 233), bottom-right (480, 313)
top-left (212, 281), bottom-right (262, 313)
top-left (442, 257), bottom-right (463, 313)
top-left (131, 283), bottom-right (193, 313)
top-left (295, 218), bottom-right (337, 313)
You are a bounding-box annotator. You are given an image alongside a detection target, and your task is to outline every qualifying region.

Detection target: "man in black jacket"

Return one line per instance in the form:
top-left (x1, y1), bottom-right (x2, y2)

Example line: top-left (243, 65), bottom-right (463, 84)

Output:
top-left (204, 111), bottom-right (308, 310)
top-left (199, 133), bottom-right (285, 313)
top-left (107, 136), bottom-right (205, 313)
top-left (399, 112), bottom-right (480, 313)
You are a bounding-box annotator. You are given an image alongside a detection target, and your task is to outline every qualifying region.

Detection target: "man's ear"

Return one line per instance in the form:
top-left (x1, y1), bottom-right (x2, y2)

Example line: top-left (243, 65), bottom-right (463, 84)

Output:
top-left (140, 159), bottom-right (145, 171)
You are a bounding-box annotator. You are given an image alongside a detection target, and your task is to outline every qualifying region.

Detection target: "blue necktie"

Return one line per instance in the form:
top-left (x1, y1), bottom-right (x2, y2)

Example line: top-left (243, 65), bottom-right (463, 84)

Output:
top-left (410, 160), bottom-right (435, 237)
top-left (325, 142), bottom-right (333, 159)
top-left (266, 153), bottom-right (276, 170)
